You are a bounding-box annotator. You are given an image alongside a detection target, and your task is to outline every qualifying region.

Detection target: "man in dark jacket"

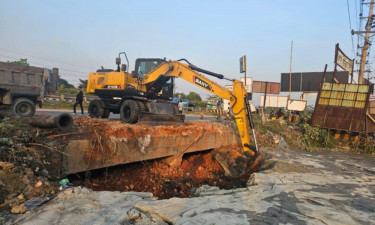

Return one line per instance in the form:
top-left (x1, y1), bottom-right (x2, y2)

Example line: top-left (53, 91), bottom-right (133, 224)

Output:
top-left (73, 86), bottom-right (84, 115)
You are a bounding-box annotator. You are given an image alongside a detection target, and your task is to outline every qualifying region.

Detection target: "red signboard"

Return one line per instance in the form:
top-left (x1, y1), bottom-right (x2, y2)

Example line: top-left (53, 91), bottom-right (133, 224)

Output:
top-left (252, 81), bottom-right (280, 94)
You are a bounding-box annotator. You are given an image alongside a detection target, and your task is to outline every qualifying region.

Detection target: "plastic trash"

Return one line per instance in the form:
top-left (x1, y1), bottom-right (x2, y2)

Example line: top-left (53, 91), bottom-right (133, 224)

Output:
top-left (59, 178), bottom-right (74, 190)
top-left (0, 138), bottom-right (9, 145)
top-left (59, 178), bottom-right (70, 185)
top-left (25, 195), bottom-right (56, 211)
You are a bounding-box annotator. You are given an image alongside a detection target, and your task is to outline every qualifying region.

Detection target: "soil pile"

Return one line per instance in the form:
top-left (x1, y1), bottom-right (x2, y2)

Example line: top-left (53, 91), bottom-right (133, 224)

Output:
top-left (72, 147), bottom-right (253, 199)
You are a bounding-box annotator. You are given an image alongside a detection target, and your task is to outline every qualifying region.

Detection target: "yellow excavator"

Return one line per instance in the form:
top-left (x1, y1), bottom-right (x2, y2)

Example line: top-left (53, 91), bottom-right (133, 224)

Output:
top-left (87, 53), bottom-right (260, 174)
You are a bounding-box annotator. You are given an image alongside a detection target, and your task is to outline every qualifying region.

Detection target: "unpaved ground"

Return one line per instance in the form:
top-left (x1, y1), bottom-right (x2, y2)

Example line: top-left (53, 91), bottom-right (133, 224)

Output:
top-left (8, 147), bottom-right (375, 225)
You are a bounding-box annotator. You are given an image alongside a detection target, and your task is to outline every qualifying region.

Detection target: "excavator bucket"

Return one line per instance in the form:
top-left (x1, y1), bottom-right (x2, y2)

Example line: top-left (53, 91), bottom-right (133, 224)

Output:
top-left (213, 146), bottom-right (262, 177)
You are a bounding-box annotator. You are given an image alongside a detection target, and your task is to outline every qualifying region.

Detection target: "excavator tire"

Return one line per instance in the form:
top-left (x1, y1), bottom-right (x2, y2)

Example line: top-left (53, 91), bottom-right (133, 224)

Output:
top-left (88, 100), bottom-right (104, 118)
top-left (120, 100), bottom-right (139, 124)
top-left (136, 101), bottom-right (146, 113)
top-left (102, 109), bottom-right (110, 118)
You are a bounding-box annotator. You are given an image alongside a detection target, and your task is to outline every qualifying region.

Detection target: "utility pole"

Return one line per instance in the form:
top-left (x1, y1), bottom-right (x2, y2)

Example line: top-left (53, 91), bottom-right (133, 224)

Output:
top-left (289, 40), bottom-right (293, 98)
top-left (353, 0), bottom-right (375, 84)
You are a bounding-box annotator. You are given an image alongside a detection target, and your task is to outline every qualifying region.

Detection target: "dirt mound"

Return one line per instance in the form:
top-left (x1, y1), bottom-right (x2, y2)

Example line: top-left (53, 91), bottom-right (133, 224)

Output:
top-left (72, 149), bottom-right (252, 199)
top-left (0, 162), bottom-right (57, 213)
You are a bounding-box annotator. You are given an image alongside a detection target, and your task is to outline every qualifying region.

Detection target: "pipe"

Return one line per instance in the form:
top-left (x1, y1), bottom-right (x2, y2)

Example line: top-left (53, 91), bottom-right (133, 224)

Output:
top-left (25, 113), bottom-right (74, 131)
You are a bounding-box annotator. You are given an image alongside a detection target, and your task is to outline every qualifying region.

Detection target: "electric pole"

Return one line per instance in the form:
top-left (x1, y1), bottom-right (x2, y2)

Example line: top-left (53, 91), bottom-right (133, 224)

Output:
top-left (353, 0), bottom-right (375, 84)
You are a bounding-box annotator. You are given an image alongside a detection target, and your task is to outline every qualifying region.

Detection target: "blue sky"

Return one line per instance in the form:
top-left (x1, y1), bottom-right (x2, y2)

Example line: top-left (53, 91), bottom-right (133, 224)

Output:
top-left (0, 0), bottom-right (362, 101)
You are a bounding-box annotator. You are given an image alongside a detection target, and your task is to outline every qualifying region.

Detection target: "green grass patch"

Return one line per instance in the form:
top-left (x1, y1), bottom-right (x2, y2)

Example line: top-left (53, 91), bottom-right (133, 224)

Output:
top-left (39, 100), bottom-right (89, 110)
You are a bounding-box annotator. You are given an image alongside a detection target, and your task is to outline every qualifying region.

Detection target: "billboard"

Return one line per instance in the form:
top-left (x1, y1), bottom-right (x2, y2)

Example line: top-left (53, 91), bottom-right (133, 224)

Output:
top-left (240, 55), bottom-right (246, 73)
top-left (312, 83), bottom-right (372, 133)
top-left (240, 77), bottom-right (252, 93)
top-left (280, 71), bottom-right (349, 92)
top-left (287, 100), bottom-right (306, 111)
top-left (259, 95), bottom-right (288, 108)
top-left (253, 81), bottom-right (280, 94)
top-left (336, 44), bottom-right (354, 75)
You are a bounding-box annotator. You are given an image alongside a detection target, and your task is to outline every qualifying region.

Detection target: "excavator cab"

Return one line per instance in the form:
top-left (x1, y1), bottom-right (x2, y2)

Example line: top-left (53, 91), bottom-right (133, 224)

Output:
top-left (133, 58), bottom-right (174, 100)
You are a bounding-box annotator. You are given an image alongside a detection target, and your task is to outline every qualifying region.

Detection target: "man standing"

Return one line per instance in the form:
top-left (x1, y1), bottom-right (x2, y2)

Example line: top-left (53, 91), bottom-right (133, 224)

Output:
top-left (73, 86), bottom-right (84, 115)
top-left (178, 99), bottom-right (184, 114)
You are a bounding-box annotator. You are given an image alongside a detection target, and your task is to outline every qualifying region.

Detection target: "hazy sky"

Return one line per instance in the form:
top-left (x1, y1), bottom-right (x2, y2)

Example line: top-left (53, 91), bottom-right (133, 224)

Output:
top-left (0, 0), bottom-right (361, 101)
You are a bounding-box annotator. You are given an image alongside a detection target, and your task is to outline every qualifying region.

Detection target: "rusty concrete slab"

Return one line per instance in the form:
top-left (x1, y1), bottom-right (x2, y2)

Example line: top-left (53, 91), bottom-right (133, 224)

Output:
top-left (62, 120), bottom-right (239, 175)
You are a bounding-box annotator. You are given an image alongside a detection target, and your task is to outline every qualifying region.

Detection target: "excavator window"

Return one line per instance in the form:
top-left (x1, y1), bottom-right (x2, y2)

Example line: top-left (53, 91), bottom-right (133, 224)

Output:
top-left (136, 59), bottom-right (164, 79)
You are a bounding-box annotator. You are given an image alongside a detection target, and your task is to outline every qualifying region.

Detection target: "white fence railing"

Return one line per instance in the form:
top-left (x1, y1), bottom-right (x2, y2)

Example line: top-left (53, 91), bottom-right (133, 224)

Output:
top-left (44, 93), bottom-right (98, 103)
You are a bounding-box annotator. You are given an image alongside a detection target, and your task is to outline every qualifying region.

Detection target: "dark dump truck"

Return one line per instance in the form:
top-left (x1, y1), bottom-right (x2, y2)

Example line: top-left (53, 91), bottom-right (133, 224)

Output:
top-left (0, 61), bottom-right (58, 117)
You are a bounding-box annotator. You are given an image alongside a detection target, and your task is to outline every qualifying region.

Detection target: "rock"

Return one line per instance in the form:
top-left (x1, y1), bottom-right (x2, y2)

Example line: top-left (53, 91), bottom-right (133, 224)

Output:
top-left (11, 204), bottom-right (27, 214)
top-left (276, 136), bottom-right (288, 151)
top-left (127, 208), bottom-right (140, 220)
top-left (0, 162), bottom-right (14, 171)
top-left (17, 194), bottom-right (24, 200)
top-left (41, 169), bottom-right (49, 177)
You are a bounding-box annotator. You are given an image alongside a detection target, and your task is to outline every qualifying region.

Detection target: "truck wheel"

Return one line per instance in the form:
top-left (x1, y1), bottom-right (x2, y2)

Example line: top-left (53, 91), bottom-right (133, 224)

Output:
top-left (13, 98), bottom-right (36, 117)
top-left (120, 100), bottom-right (139, 123)
top-left (88, 100), bottom-right (104, 118)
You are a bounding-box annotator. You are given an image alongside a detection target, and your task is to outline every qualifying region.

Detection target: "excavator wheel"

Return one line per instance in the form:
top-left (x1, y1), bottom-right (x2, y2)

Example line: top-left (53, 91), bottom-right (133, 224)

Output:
top-left (102, 109), bottom-right (110, 118)
top-left (136, 101), bottom-right (146, 113)
top-left (88, 100), bottom-right (105, 118)
top-left (120, 100), bottom-right (140, 124)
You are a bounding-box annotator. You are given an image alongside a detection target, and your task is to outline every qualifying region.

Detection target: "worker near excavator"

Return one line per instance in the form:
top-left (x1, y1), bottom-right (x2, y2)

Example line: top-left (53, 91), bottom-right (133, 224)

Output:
top-left (275, 108), bottom-right (284, 118)
top-left (178, 99), bottom-right (184, 114)
top-left (73, 86), bottom-right (84, 116)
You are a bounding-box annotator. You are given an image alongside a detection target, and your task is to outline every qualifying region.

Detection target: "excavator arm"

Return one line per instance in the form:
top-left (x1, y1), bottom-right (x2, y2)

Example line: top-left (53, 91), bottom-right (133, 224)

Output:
top-left (142, 61), bottom-right (258, 156)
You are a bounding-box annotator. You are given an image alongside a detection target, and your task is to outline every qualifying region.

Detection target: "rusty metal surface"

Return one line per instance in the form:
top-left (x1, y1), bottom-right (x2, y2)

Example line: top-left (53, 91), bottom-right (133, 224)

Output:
top-left (252, 81), bottom-right (280, 94)
top-left (366, 101), bottom-right (375, 133)
top-left (312, 82), bottom-right (372, 133)
top-left (62, 121), bottom-right (240, 174)
top-left (0, 61), bottom-right (58, 102)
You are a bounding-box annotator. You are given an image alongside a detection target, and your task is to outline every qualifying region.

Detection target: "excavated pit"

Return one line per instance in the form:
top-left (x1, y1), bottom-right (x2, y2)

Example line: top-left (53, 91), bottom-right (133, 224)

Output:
top-left (62, 118), bottom-right (260, 199)
top-left (70, 147), bottom-right (253, 199)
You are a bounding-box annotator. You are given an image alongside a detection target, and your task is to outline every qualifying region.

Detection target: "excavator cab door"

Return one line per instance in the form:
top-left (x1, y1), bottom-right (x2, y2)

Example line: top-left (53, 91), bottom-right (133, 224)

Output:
top-left (134, 58), bottom-right (173, 99)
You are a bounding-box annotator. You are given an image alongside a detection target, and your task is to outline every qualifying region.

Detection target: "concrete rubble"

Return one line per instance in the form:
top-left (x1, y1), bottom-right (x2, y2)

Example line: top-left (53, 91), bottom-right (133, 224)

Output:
top-left (8, 147), bottom-right (375, 225)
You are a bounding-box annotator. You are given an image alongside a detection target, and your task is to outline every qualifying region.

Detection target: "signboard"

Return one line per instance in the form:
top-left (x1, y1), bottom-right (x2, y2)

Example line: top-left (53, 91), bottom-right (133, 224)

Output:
top-left (287, 100), bottom-right (306, 111)
top-left (336, 44), bottom-right (354, 75)
top-left (280, 71), bottom-right (349, 92)
top-left (312, 82), bottom-right (372, 133)
top-left (240, 55), bottom-right (246, 73)
top-left (240, 77), bottom-right (252, 93)
top-left (253, 81), bottom-right (280, 94)
top-left (259, 95), bottom-right (288, 108)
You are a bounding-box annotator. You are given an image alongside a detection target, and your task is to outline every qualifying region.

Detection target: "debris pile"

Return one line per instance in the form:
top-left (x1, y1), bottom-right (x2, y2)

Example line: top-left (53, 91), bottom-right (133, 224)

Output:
top-left (0, 118), bottom-right (62, 214)
top-left (0, 162), bottom-right (56, 214)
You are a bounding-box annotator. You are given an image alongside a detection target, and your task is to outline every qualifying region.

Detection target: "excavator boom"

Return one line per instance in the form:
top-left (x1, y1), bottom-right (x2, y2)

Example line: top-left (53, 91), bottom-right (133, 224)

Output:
top-left (142, 61), bottom-right (258, 156)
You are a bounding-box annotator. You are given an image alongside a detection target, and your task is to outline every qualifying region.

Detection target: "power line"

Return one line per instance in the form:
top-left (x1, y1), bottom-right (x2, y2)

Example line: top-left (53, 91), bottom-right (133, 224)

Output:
top-left (347, 0), bottom-right (355, 58)
top-left (0, 47), bottom-right (95, 71)
top-left (0, 53), bottom-right (89, 74)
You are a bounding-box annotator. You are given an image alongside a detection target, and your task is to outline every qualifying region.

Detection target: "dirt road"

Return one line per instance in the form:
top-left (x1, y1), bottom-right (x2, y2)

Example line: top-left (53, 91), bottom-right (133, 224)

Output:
top-left (9, 147), bottom-right (375, 225)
